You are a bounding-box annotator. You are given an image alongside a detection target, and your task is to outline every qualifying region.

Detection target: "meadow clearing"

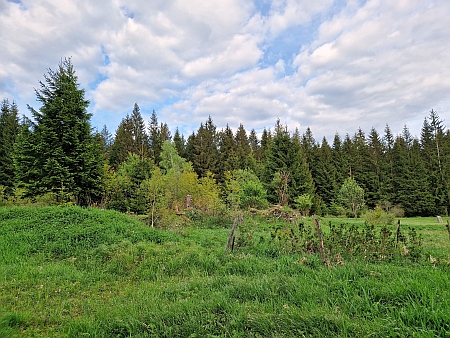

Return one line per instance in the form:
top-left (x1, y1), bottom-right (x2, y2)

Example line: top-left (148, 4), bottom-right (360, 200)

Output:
top-left (1, 206), bottom-right (449, 337)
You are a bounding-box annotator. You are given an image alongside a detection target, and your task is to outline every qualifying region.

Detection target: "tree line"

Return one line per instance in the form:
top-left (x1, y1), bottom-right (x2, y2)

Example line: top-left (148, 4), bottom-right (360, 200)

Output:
top-left (1, 59), bottom-right (449, 220)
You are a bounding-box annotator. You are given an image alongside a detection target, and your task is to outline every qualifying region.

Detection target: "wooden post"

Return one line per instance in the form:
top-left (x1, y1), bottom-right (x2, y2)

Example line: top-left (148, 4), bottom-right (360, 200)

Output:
top-left (185, 195), bottom-right (192, 209)
top-left (396, 219), bottom-right (401, 244)
top-left (313, 215), bottom-right (327, 266)
top-left (446, 221), bottom-right (450, 241)
top-left (226, 214), bottom-right (243, 252)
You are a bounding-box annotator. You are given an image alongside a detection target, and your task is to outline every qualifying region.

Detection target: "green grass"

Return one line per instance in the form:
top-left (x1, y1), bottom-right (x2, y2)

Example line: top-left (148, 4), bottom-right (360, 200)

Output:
top-left (1, 206), bottom-right (449, 337)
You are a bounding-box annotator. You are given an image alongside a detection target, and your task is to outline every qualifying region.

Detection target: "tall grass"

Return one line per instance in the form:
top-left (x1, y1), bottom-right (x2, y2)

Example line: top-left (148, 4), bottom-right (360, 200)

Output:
top-left (1, 207), bottom-right (449, 337)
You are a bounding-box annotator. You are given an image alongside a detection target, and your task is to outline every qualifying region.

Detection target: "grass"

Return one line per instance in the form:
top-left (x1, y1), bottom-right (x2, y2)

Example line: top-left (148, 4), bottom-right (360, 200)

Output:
top-left (1, 206), bottom-right (449, 337)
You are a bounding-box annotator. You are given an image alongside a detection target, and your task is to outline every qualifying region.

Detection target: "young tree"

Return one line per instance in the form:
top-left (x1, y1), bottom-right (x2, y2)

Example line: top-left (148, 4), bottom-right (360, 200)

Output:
top-left (339, 177), bottom-right (365, 218)
top-left (15, 58), bottom-right (103, 205)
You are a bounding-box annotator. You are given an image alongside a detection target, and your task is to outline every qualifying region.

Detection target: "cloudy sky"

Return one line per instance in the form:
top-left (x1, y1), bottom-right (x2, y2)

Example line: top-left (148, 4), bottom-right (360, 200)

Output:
top-left (1, 0), bottom-right (449, 141)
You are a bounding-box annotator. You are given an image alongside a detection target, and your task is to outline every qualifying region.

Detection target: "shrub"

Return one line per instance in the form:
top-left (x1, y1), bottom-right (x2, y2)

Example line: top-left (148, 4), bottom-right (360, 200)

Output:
top-left (365, 205), bottom-right (395, 225)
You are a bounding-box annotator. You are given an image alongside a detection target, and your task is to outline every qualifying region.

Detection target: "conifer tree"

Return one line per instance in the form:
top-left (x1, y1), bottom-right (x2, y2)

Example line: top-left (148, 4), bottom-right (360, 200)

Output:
top-left (218, 125), bottom-right (239, 179)
top-left (96, 124), bottom-right (113, 162)
top-left (235, 123), bottom-right (251, 169)
top-left (248, 129), bottom-right (260, 157)
top-left (0, 99), bottom-right (20, 196)
top-left (15, 58), bottom-right (103, 205)
top-left (190, 117), bottom-right (219, 178)
top-left (130, 103), bottom-right (149, 159)
top-left (263, 120), bottom-right (314, 204)
top-left (365, 127), bottom-right (386, 207)
top-left (421, 110), bottom-right (448, 214)
top-left (313, 137), bottom-right (337, 206)
top-left (109, 115), bottom-right (133, 168)
top-left (392, 133), bottom-right (434, 216)
top-left (173, 128), bottom-right (185, 158)
top-left (382, 124), bottom-right (395, 203)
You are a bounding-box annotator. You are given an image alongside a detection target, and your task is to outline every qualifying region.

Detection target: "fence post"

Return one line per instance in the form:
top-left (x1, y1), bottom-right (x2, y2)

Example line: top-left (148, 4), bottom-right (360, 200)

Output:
top-left (313, 215), bottom-right (327, 266)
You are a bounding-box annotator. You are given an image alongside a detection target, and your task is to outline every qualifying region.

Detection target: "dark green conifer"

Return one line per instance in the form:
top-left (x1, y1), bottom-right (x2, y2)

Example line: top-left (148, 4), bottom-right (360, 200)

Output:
top-left (0, 99), bottom-right (20, 196)
top-left (15, 58), bottom-right (103, 205)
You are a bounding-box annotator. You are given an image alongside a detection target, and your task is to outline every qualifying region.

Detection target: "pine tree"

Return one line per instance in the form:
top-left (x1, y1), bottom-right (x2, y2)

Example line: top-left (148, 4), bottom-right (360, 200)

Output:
top-left (313, 137), bottom-right (337, 206)
top-left (263, 120), bottom-right (314, 204)
top-left (235, 123), bottom-right (251, 169)
top-left (190, 117), bottom-right (219, 178)
top-left (97, 124), bottom-right (113, 161)
top-left (109, 115), bottom-right (134, 169)
top-left (218, 125), bottom-right (238, 179)
top-left (148, 110), bottom-right (161, 164)
top-left (173, 128), bottom-right (185, 158)
top-left (382, 124), bottom-right (395, 204)
top-left (0, 99), bottom-right (20, 196)
top-left (130, 103), bottom-right (149, 159)
top-left (421, 110), bottom-right (448, 214)
top-left (365, 127), bottom-right (386, 207)
top-left (392, 133), bottom-right (434, 216)
top-left (248, 129), bottom-right (260, 157)
top-left (260, 128), bottom-right (272, 164)
top-left (15, 58), bottom-right (103, 204)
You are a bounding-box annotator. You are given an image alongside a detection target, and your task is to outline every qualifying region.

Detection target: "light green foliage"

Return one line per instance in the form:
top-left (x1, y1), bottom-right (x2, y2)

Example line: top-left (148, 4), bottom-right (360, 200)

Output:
top-left (159, 140), bottom-right (189, 173)
top-left (365, 205), bottom-right (395, 225)
top-left (225, 169), bottom-right (268, 210)
top-left (339, 177), bottom-right (365, 218)
top-left (104, 154), bottom-right (154, 213)
top-left (140, 167), bottom-right (167, 227)
top-left (294, 194), bottom-right (313, 216)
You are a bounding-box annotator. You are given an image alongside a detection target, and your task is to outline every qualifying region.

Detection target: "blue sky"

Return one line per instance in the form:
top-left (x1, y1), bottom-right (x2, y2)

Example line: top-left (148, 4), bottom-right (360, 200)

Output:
top-left (1, 0), bottom-right (449, 141)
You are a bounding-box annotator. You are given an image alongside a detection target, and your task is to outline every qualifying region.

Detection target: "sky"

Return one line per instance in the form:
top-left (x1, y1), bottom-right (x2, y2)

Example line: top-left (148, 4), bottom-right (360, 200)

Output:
top-left (1, 0), bottom-right (449, 142)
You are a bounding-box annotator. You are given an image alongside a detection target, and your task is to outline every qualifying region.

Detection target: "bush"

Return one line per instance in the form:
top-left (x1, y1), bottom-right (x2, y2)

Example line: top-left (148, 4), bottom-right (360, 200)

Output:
top-left (365, 205), bottom-right (395, 225)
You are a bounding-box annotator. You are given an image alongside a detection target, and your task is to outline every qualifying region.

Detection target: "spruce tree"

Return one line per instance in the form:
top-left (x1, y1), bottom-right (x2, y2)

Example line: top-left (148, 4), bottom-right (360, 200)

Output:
top-left (15, 58), bottom-right (103, 204)
top-left (130, 103), bottom-right (149, 159)
top-left (421, 110), bottom-right (448, 214)
top-left (191, 117), bottom-right (219, 178)
top-left (173, 128), bottom-right (185, 158)
top-left (0, 99), bottom-right (20, 196)
top-left (109, 115), bottom-right (134, 169)
top-left (235, 123), bottom-right (251, 169)
top-left (392, 133), bottom-right (434, 216)
top-left (313, 137), bottom-right (337, 206)
top-left (263, 120), bottom-right (314, 204)
top-left (218, 125), bottom-right (238, 180)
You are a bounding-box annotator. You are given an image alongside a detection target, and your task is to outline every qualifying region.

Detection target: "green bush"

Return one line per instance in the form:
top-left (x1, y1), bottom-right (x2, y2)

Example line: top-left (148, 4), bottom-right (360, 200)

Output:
top-left (365, 205), bottom-right (395, 225)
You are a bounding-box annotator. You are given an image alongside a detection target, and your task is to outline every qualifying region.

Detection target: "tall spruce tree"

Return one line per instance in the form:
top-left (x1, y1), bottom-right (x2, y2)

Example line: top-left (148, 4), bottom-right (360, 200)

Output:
top-left (173, 127), bottom-right (185, 158)
top-left (109, 115), bottom-right (134, 168)
top-left (421, 110), bottom-right (448, 214)
top-left (218, 125), bottom-right (239, 179)
top-left (263, 120), bottom-right (314, 204)
top-left (15, 58), bottom-right (103, 205)
top-left (235, 123), bottom-right (251, 169)
top-left (190, 117), bottom-right (219, 178)
top-left (0, 99), bottom-right (20, 196)
top-left (130, 103), bottom-right (149, 159)
top-left (392, 132), bottom-right (434, 216)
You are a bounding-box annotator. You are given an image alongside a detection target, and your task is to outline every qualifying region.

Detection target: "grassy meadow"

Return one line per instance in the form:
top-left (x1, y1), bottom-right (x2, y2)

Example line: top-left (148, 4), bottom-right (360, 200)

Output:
top-left (1, 206), bottom-right (449, 337)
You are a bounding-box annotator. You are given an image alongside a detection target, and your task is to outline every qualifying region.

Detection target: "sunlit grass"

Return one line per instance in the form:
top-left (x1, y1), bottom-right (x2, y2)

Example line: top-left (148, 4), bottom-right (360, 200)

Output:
top-left (1, 206), bottom-right (449, 337)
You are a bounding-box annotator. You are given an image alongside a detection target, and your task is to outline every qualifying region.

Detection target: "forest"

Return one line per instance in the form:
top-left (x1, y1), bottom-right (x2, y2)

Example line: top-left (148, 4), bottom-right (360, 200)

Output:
top-left (1, 58), bottom-right (449, 222)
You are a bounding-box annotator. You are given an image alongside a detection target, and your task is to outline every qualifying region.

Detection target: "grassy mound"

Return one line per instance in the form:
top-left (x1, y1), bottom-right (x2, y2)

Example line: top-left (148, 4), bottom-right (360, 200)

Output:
top-left (0, 206), bottom-right (176, 262)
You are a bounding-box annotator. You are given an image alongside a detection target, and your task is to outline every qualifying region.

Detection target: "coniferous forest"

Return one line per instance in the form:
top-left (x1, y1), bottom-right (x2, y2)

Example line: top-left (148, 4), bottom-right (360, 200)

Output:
top-left (1, 59), bottom-right (450, 220)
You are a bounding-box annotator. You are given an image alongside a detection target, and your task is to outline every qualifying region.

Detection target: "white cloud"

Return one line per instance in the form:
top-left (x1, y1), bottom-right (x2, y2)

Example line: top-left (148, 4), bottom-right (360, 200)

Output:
top-left (1, 0), bottom-right (449, 141)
